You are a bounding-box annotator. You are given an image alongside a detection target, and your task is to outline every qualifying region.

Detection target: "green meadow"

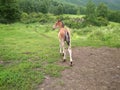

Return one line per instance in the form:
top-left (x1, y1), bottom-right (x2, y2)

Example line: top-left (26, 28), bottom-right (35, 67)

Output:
top-left (0, 14), bottom-right (120, 90)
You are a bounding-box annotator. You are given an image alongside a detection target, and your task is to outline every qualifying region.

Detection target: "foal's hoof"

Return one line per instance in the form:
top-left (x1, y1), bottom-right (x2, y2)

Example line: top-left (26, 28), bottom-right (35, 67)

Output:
top-left (63, 59), bottom-right (66, 62)
top-left (70, 62), bottom-right (73, 67)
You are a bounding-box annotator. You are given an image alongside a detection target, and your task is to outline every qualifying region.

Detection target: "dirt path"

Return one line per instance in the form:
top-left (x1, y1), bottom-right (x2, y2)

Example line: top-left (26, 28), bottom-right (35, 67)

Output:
top-left (38, 47), bottom-right (120, 90)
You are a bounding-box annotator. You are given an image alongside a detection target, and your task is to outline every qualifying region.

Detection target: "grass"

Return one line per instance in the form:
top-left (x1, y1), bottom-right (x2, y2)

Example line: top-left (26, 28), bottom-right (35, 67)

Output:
top-left (0, 20), bottom-right (120, 89)
top-left (0, 22), bottom-right (66, 90)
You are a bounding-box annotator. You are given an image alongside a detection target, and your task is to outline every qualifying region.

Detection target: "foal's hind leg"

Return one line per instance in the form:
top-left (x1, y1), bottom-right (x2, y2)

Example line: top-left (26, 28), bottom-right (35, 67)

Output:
top-left (68, 46), bottom-right (73, 66)
top-left (62, 41), bottom-right (66, 62)
top-left (59, 40), bottom-right (64, 56)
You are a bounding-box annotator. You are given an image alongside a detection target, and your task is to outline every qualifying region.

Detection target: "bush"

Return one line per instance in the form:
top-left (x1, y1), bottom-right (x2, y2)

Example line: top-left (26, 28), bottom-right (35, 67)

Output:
top-left (39, 14), bottom-right (50, 24)
top-left (64, 17), bottom-right (86, 29)
top-left (21, 12), bottom-right (37, 24)
top-left (20, 12), bottom-right (29, 23)
top-left (20, 12), bottom-right (54, 24)
top-left (94, 17), bottom-right (109, 26)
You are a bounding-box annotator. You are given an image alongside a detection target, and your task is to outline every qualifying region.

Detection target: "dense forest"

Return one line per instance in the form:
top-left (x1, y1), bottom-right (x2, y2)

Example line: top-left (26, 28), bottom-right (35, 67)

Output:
top-left (0, 0), bottom-right (120, 24)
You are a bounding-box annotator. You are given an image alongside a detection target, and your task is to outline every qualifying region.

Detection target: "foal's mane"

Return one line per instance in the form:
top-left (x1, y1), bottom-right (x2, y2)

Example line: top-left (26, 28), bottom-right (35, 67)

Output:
top-left (58, 20), bottom-right (64, 27)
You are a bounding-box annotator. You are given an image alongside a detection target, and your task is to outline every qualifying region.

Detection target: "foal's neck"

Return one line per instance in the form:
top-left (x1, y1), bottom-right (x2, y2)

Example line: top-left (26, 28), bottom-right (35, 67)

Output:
top-left (59, 26), bottom-right (64, 30)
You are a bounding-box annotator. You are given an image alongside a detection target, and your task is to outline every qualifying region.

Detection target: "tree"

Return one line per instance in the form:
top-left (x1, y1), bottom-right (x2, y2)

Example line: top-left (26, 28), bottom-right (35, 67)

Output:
top-left (56, 4), bottom-right (63, 15)
top-left (97, 3), bottom-right (108, 18)
top-left (0, 0), bottom-right (21, 23)
top-left (86, 0), bottom-right (97, 23)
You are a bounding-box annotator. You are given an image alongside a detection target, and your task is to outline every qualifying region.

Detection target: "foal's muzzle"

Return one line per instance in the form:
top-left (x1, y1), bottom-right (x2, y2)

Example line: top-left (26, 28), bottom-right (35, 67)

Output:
top-left (52, 25), bottom-right (57, 30)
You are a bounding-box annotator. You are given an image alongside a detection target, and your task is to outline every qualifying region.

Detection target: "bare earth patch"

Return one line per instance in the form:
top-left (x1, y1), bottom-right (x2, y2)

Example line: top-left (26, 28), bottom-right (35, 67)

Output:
top-left (38, 47), bottom-right (120, 90)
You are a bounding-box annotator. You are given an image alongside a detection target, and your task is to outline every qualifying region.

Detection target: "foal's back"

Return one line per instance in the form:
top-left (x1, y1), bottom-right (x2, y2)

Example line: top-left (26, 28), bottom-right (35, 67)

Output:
top-left (59, 27), bottom-right (70, 46)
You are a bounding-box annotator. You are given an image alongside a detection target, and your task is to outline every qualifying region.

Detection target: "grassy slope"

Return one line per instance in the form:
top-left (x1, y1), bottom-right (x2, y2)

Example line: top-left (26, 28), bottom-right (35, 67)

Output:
top-left (0, 17), bottom-right (120, 89)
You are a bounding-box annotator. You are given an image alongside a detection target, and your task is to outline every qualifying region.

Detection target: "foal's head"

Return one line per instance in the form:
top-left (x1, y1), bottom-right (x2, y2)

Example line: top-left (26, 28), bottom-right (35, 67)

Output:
top-left (53, 20), bottom-right (64, 30)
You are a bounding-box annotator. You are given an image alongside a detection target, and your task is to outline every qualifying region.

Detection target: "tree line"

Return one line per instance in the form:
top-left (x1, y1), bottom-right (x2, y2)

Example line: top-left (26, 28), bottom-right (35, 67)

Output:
top-left (0, 0), bottom-right (120, 24)
top-left (19, 0), bottom-right (79, 15)
top-left (85, 1), bottom-right (120, 26)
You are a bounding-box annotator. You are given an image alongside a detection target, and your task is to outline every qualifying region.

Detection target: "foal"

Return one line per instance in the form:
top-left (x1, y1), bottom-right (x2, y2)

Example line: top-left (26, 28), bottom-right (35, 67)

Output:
top-left (53, 20), bottom-right (73, 66)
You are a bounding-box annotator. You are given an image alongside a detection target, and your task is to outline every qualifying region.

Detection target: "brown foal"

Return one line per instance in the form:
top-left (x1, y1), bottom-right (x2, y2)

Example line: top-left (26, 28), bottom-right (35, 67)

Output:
top-left (53, 20), bottom-right (73, 66)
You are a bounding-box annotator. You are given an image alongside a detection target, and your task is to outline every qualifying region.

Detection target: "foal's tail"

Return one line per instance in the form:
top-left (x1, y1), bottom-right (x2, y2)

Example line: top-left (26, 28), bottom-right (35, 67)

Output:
top-left (65, 32), bottom-right (70, 46)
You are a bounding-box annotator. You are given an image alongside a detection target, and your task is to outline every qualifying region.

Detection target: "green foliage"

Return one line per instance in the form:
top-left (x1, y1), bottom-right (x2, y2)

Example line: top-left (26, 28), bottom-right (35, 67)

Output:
top-left (0, 0), bottom-right (21, 23)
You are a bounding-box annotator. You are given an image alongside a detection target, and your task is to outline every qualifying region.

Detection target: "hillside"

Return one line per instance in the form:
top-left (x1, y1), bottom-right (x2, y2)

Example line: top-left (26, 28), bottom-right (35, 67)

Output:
top-left (54, 0), bottom-right (120, 10)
